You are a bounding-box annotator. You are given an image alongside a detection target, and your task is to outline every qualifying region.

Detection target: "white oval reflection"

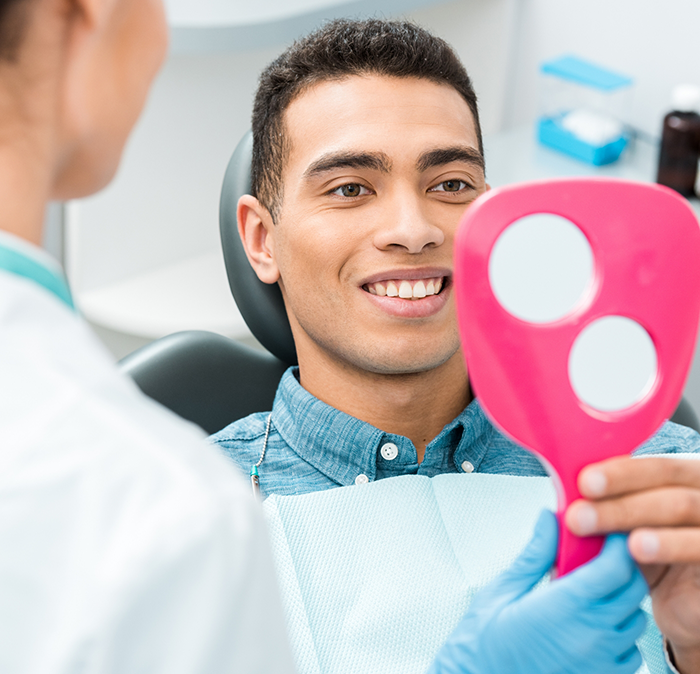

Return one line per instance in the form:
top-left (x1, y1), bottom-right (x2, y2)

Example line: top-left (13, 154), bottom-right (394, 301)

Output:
top-left (489, 213), bottom-right (594, 323)
top-left (569, 316), bottom-right (657, 412)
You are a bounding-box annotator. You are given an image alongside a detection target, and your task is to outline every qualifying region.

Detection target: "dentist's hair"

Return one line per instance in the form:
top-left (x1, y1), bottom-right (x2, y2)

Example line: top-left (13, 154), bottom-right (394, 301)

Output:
top-left (0, 0), bottom-right (32, 61)
top-left (250, 18), bottom-right (482, 221)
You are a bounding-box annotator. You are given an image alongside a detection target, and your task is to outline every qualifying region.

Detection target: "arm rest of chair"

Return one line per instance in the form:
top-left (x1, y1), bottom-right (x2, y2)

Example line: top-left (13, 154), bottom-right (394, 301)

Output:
top-left (119, 330), bottom-right (288, 434)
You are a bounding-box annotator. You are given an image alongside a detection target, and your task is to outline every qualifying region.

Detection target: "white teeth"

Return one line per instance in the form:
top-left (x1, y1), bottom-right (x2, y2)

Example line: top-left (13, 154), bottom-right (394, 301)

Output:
top-left (366, 277), bottom-right (444, 299)
top-left (399, 281), bottom-right (413, 298)
top-left (412, 280), bottom-right (426, 298)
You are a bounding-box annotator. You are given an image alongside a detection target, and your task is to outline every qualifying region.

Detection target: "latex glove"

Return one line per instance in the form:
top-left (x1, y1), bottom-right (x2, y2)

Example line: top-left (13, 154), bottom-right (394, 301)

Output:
top-left (428, 510), bottom-right (648, 674)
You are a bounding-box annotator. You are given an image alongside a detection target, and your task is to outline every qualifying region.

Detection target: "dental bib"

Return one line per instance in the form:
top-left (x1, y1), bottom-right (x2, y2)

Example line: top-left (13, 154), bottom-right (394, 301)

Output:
top-left (263, 473), bottom-right (664, 674)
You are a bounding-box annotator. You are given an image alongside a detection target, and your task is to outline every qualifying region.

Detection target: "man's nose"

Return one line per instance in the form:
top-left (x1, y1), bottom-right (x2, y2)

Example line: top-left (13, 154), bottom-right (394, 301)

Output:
top-left (372, 192), bottom-right (445, 254)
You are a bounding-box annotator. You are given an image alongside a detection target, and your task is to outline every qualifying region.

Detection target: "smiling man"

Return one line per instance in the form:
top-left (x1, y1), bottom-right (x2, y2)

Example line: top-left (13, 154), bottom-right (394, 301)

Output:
top-left (213, 21), bottom-right (548, 488)
top-left (211, 19), bottom-right (700, 673)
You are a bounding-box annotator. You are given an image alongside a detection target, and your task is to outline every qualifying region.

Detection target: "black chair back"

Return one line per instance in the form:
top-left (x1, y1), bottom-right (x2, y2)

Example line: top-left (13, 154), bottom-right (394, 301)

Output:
top-left (219, 130), bottom-right (297, 366)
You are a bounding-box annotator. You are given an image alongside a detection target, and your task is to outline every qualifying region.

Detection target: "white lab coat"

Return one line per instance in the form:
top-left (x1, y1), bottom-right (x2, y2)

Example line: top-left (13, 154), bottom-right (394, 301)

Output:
top-left (0, 260), bottom-right (296, 672)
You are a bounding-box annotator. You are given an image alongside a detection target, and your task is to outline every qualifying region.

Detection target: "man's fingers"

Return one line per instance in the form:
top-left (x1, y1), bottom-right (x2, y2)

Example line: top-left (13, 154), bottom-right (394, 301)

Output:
top-left (637, 562), bottom-right (669, 590)
top-left (628, 527), bottom-right (700, 564)
top-left (566, 487), bottom-right (700, 535)
top-left (578, 456), bottom-right (700, 499)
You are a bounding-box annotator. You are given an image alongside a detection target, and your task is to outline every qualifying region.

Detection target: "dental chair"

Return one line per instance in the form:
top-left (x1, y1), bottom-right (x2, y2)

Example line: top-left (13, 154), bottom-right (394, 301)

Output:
top-left (118, 131), bottom-right (700, 436)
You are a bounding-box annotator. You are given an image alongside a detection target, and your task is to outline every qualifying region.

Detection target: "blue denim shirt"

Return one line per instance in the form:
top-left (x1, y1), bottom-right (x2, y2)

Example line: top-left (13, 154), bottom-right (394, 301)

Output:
top-left (210, 368), bottom-right (700, 499)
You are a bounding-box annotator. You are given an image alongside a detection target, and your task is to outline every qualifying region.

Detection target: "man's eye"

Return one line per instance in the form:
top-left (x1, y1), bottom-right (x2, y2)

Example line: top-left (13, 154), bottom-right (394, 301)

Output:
top-left (430, 179), bottom-right (470, 193)
top-left (331, 183), bottom-right (369, 197)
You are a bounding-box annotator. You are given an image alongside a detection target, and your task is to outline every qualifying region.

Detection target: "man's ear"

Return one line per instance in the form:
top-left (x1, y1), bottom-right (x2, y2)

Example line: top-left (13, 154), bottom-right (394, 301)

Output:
top-left (237, 194), bottom-right (280, 284)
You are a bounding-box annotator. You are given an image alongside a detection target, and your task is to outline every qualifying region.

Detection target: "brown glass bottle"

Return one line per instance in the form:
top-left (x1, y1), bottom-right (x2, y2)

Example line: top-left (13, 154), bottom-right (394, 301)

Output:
top-left (657, 110), bottom-right (700, 198)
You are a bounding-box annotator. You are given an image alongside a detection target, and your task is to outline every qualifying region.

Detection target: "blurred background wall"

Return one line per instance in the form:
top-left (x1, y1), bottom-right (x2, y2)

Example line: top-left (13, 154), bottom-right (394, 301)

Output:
top-left (506, 0), bottom-right (700, 137)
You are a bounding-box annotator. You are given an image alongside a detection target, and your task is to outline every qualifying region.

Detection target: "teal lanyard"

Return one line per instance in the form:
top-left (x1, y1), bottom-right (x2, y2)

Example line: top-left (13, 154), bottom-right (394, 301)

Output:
top-left (0, 244), bottom-right (75, 310)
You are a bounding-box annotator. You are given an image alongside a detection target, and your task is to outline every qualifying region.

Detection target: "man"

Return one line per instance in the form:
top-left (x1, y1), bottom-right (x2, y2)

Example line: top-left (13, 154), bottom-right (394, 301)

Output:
top-left (211, 19), bottom-right (700, 672)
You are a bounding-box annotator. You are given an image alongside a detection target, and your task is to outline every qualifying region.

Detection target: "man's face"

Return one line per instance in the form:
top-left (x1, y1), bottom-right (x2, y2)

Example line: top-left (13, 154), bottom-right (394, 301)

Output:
top-left (270, 74), bottom-right (487, 376)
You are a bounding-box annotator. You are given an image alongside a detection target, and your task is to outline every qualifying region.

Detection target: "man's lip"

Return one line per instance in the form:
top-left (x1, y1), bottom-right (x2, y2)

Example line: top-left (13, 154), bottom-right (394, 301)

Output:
top-left (358, 267), bottom-right (452, 286)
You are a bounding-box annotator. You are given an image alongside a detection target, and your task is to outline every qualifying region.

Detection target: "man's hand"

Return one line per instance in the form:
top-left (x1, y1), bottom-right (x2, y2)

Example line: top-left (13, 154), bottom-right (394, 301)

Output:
top-left (566, 455), bottom-right (700, 673)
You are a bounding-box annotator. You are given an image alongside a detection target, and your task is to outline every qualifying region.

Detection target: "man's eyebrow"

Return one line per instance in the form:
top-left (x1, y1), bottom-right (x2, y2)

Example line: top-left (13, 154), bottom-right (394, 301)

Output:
top-left (302, 151), bottom-right (393, 179)
top-left (416, 146), bottom-right (485, 173)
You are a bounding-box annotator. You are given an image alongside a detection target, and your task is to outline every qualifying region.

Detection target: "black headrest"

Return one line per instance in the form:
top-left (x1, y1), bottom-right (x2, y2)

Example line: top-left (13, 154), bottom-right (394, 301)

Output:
top-left (219, 131), bottom-right (298, 366)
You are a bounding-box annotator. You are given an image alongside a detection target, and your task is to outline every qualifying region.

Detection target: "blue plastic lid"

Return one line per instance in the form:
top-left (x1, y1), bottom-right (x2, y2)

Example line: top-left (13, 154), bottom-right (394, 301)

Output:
top-left (541, 55), bottom-right (632, 91)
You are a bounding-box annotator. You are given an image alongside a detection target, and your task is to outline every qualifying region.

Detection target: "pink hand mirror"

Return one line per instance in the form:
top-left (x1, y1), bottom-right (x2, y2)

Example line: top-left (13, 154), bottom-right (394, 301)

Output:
top-left (454, 178), bottom-right (700, 575)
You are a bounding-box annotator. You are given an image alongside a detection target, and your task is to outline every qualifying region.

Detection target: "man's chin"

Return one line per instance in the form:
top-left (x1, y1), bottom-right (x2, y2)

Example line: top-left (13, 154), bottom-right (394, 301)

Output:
top-left (292, 321), bottom-right (463, 377)
top-left (339, 345), bottom-right (462, 377)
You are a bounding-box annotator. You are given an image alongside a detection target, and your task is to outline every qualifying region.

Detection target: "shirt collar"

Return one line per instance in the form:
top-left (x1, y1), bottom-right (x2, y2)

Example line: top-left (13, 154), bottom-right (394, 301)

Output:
top-left (271, 368), bottom-right (495, 486)
top-left (449, 400), bottom-right (495, 471)
top-left (0, 230), bottom-right (74, 310)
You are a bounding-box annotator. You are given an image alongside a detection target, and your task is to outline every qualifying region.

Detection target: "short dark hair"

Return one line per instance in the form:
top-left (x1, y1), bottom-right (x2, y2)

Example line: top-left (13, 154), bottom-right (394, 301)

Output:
top-left (0, 0), bottom-right (33, 61)
top-left (251, 18), bottom-right (483, 220)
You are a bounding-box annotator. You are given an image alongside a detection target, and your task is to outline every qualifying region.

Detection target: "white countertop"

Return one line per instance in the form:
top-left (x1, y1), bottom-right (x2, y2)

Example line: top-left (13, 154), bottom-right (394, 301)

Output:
top-left (76, 251), bottom-right (251, 341)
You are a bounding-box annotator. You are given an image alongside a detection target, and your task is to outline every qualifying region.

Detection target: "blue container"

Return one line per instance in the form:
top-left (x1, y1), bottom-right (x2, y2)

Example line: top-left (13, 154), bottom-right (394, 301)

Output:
top-left (538, 118), bottom-right (628, 166)
top-left (538, 56), bottom-right (633, 165)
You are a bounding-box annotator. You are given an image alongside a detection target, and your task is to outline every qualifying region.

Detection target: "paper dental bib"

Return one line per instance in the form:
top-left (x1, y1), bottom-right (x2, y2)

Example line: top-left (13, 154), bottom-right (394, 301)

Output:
top-left (262, 474), bottom-right (665, 674)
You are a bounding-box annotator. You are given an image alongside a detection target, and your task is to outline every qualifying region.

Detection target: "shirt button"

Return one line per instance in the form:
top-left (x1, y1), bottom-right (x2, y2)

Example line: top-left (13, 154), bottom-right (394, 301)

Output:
top-left (380, 442), bottom-right (399, 461)
top-left (461, 461), bottom-right (475, 474)
top-left (355, 473), bottom-right (369, 485)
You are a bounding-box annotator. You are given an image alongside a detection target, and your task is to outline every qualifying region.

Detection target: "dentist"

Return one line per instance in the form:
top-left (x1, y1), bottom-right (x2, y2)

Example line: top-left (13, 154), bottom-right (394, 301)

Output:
top-left (0, 0), bottom-right (295, 671)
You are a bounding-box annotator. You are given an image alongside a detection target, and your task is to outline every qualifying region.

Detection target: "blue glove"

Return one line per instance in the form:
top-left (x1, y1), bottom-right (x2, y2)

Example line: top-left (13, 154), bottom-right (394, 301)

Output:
top-left (428, 510), bottom-right (648, 674)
